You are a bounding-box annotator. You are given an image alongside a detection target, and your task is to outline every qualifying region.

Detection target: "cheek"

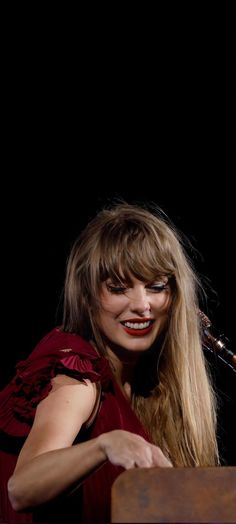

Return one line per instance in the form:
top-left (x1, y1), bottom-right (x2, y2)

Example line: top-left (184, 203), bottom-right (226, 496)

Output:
top-left (156, 293), bottom-right (172, 312)
top-left (100, 294), bottom-right (127, 315)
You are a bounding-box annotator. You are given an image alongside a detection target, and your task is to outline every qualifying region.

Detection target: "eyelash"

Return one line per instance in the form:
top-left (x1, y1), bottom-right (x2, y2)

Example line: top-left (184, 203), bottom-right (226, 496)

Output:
top-left (107, 284), bottom-right (168, 294)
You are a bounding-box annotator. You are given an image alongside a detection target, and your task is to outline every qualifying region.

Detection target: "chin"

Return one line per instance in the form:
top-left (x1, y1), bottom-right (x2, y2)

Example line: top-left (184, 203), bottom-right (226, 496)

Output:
top-left (123, 339), bottom-right (154, 352)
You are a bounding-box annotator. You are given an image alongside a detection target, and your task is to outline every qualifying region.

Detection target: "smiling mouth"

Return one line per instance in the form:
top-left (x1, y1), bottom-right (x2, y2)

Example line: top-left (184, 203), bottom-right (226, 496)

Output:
top-left (120, 319), bottom-right (154, 330)
top-left (120, 319), bottom-right (155, 336)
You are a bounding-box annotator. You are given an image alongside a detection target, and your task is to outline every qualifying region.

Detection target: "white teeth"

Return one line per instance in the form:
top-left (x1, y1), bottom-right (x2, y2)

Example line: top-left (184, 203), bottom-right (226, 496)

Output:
top-left (123, 321), bottom-right (152, 329)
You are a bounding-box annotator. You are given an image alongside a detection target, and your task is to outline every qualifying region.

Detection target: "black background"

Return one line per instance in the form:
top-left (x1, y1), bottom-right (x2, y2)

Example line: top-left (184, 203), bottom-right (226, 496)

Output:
top-left (1, 3), bottom-right (235, 464)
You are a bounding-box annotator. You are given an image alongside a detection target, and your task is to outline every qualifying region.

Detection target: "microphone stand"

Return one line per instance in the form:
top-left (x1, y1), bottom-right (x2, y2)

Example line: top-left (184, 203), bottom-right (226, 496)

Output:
top-left (199, 311), bottom-right (236, 374)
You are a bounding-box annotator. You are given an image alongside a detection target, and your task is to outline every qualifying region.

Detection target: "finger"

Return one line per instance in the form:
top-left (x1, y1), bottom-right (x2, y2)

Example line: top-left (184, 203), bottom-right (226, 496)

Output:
top-left (151, 446), bottom-right (173, 467)
top-left (136, 457), bottom-right (153, 468)
top-left (124, 459), bottom-right (136, 470)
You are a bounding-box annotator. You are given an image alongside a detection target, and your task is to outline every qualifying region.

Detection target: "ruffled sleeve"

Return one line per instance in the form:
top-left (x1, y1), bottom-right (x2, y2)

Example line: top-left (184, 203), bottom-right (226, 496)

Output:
top-left (0, 328), bottom-right (112, 439)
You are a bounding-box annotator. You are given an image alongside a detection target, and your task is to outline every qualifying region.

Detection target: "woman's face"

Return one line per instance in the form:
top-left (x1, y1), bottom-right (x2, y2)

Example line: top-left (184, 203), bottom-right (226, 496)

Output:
top-left (97, 274), bottom-right (172, 355)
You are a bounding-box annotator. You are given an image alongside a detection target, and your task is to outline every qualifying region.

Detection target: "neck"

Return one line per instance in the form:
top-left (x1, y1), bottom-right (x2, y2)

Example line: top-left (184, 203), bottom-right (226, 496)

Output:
top-left (106, 346), bottom-right (140, 386)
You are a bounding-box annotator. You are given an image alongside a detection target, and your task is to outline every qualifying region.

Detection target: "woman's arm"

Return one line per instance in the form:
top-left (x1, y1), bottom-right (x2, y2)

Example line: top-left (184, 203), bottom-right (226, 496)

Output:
top-left (8, 375), bottom-right (172, 512)
top-left (8, 438), bottom-right (107, 510)
top-left (8, 375), bottom-right (105, 510)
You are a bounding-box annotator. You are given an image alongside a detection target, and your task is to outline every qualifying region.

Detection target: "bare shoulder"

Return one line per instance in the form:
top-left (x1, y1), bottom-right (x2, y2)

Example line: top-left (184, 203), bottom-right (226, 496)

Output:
top-left (15, 374), bottom-right (98, 471)
top-left (50, 373), bottom-right (97, 392)
top-left (42, 373), bottom-right (98, 416)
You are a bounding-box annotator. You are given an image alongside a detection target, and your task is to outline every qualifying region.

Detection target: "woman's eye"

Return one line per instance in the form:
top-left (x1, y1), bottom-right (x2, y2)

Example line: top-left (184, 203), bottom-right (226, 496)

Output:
top-left (148, 284), bottom-right (168, 292)
top-left (107, 285), bottom-right (127, 294)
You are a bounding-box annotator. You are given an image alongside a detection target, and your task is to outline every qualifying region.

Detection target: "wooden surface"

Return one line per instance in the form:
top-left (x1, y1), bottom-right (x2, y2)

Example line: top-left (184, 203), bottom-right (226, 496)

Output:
top-left (111, 466), bottom-right (236, 523)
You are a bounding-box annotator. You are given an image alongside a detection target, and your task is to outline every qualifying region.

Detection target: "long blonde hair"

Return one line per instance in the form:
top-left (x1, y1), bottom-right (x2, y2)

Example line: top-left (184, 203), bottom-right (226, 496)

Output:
top-left (63, 202), bottom-right (219, 466)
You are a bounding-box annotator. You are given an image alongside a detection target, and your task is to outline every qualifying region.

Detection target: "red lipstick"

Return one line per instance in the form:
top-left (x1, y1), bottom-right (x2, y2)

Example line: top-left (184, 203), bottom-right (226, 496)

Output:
top-left (121, 319), bottom-right (154, 337)
top-left (123, 325), bottom-right (154, 336)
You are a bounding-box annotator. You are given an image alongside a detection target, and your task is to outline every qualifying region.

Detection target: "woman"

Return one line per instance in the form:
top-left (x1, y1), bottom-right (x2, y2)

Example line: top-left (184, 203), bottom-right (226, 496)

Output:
top-left (0, 202), bottom-right (219, 523)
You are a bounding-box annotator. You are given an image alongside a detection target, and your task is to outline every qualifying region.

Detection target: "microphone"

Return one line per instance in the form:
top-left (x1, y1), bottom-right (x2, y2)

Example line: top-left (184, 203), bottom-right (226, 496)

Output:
top-left (199, 310), bottom-right (236, 374)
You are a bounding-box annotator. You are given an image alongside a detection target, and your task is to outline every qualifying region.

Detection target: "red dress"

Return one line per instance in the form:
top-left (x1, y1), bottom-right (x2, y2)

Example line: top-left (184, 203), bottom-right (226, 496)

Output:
top-left (0, 328), bottom-right (151, 523)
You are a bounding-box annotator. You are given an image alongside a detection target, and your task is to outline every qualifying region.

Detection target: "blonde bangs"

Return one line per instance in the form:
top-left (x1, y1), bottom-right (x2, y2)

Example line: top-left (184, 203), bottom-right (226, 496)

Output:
top-left (96, 224), bottom-right (176, 285)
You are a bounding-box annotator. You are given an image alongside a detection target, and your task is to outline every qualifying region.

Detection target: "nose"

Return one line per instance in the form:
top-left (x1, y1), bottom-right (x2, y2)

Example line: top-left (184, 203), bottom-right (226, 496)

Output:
top-left (128, 286), bottom-right (151, 315)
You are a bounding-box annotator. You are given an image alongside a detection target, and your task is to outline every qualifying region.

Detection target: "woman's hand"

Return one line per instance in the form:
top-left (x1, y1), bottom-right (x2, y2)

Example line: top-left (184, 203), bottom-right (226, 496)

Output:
top-left (98, 430), bottom-right (172, 469)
